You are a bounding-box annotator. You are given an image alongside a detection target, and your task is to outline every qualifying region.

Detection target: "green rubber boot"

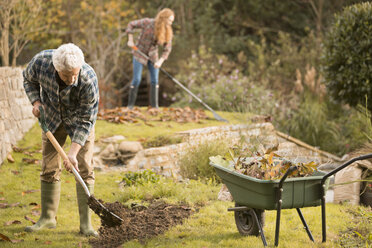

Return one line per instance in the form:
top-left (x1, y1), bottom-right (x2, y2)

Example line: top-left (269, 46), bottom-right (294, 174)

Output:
top-left (25, 181), bottom-right (60, 232)
top-left (76, 183), bottom-right (98, 237)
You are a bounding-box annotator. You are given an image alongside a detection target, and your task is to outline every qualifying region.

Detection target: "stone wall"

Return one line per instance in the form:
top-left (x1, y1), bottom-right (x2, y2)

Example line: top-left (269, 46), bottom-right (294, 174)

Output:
top-left (0, 67), bottom-right (36, 165)
top-left (95, 122), bottom-right (340, 178)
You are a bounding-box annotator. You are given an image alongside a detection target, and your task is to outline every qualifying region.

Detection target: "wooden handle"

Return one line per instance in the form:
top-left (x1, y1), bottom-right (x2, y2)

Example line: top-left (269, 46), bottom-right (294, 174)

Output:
top-left (45, 131), bottom-right (90, 196)
top-left (46, 131), bottom-right (69, 161)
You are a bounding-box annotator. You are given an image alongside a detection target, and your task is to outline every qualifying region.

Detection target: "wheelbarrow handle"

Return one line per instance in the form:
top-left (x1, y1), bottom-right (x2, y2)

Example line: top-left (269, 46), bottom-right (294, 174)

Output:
top-left (321, 153), bottom-right (372, 185)
top-left (38, 106), bottom-right (91, 197)
top-left (279, 166), bottom-right (298, 188)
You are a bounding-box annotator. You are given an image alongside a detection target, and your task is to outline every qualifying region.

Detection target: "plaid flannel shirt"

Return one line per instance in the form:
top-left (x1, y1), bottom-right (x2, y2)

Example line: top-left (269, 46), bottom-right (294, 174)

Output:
top-left (23, 50), bottom-right (99, 146)
top-left (126, 18), bottom-right (172, 65)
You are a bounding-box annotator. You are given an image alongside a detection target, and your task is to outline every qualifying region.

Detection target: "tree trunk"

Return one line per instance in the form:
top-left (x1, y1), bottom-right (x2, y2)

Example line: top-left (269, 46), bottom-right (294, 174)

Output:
top-left (11, 39), bottom-right (18, 67)
top-left (0, 14), bottom-right (10, 66)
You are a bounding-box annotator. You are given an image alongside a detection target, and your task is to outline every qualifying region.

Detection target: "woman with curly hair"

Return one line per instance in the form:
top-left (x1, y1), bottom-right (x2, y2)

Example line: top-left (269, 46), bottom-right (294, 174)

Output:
top-left (126, 8), bottom-right (174, 109)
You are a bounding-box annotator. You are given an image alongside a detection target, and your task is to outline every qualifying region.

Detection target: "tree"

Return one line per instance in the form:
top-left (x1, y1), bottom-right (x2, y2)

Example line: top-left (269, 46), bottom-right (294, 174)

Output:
top-left (322, 2), bottom-right (372, 112)
top-left (68, 0), bottom-right (137, 108)
top-left (0, 0), bottom-right (45, 66)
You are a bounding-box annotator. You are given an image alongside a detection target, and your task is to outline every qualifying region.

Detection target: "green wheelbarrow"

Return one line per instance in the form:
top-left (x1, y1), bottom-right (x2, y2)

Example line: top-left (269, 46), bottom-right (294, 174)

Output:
top-left (210, 153), bottom-right (372, 247)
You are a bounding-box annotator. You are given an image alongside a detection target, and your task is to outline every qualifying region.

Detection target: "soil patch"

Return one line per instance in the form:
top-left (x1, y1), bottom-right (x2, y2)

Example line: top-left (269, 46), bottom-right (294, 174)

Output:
top-left (89, 200), bottom-right (193, 248)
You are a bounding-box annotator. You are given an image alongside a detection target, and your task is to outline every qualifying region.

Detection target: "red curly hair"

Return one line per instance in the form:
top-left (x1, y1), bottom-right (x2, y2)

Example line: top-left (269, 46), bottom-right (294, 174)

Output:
top-left (154, 8), bottom-right (174, 45)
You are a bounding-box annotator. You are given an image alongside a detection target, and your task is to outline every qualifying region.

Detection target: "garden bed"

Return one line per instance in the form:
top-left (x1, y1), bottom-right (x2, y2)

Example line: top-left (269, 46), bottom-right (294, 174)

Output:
top-left (89, 200), bottom-right (193, 247)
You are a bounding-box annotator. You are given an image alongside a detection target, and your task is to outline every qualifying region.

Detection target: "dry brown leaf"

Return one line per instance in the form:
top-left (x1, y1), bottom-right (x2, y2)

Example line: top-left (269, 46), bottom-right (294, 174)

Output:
top-left (0, 233), bottom-right (11, 242)
top-left (22, 158), bottom-right (39, 164)
top-left (22, 189), bottom-right (40, 196)
top-left (14, 232), bottom-right (26, 237)
top-left (12, 145), bottom-right (24, 153)
top-left (7, 154), bottom-right (14, 163)
top-left (0, 202), bottom-right (20, 209)
top-left (10, 239), bottom-right (23, 243)
top-left (11, 170), bottom-right (20, 175)
top-left (31, 210), bottom-right (40, 216)
top-left (4, 220), bottom-right (22, 226)
top-left (24, 215), bottom-right (36, 224)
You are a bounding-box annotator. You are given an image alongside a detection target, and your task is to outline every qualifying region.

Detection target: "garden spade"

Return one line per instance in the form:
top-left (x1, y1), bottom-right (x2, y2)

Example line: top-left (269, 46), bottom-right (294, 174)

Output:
top-left (131, 46), bottom-right (229, 123)
top-left (38, 106), bottom-right (123, 227)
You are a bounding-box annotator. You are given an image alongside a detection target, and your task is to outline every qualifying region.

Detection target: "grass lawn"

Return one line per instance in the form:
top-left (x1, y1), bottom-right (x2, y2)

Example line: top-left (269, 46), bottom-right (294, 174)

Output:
top-left (0, 110), bottom-right (370, 247)
top-left (94, 109), bottom-right (250, 141)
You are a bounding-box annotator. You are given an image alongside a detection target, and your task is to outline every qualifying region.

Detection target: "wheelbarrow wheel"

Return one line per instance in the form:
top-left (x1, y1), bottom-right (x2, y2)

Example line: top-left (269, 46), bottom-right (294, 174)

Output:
top-left (234, 204), bottom-right (265, 236)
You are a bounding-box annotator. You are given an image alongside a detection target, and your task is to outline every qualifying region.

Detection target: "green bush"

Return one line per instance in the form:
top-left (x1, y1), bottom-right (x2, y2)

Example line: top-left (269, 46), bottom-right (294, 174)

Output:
top-left (178, 138), bottom-right (230, 181)
top-left (322, 2), bottom-right (372, 111)
top-left (281, 92), bottom-right (370, 156)
top-left (121, 170), bottom-right (161, 186)
top-left (142, 134), bottom-right (183, 148)
top-left (169, 46), bottom-right (276, 115)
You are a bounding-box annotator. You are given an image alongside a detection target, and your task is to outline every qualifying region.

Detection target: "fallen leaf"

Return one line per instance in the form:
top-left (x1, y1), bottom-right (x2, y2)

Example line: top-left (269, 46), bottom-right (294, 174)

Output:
top-left (31, 205), bottom-right (41, 210)
top-left (44, 241), bottom-right (52, 245)
top-left (7, 154), bottom-right (14, 163)
top-left (23, 151), bottom-right (34, 157)
top-left (11, 170), bottom-right (20, 175)
top-left (12, 145), bottom-right (24, 153)
top-left (14, 232), bottom-right (25, 237)
top-left (24, 216), bottom-right (36, 224)
top-left (11, 239), bottom-right (23, 243)
top-left (29, 202), bottom-right (38, 206)
top-left (22, 158), bottom-right (39, 164)
top-left (31, 210), bottom-right (40, 216)
top-left (0, 232), bottom-right (11, 242)
top-left (22, 189), bottom-right (40, 196)
top-left (4, 220), bottom-right (22, 226)
top-left (0, 202), bottom-right (20, 208)
top-left (0, 197), bottom-right (5, 201)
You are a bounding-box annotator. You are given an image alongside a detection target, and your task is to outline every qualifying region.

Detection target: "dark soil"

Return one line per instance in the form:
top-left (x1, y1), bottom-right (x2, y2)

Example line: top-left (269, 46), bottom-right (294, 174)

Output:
top-left (89, 200), bottom-right (193, 248)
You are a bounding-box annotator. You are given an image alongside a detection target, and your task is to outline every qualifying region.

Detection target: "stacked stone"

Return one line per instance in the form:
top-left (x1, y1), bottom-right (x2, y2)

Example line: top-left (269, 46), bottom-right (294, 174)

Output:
top-left (100, 122), bottom-right (338, 178)
top-left (0, 67), bottom-right (36, 165)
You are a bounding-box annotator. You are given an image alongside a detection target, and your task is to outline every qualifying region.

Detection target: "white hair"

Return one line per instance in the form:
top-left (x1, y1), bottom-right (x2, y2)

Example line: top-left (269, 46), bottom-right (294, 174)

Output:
top-left (52, 43), bottom-right (84, 71)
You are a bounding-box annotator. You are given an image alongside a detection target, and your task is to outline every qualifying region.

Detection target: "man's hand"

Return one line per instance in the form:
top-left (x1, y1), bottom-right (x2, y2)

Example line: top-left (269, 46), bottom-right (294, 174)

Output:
top-left (32, 101), bottom-right (43, 118)
top-left (63, 142), bottom-right (81, 173)
top-left (64, 154), bottom-right (79, 173)
top-left (127, 34), bottom-right (135, 48)
top-left (154, 58), bottom-right (165, 68)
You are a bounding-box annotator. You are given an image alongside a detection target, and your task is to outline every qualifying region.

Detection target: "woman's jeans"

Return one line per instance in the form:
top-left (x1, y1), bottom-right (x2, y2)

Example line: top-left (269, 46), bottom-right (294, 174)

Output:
top-left (128, 57), bottom-right (160, 109)
top-left (131, 57), bottom-right (159, 86)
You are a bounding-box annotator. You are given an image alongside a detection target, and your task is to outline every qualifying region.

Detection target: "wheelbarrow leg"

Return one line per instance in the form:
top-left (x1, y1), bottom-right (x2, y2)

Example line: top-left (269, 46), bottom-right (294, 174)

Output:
top-left (296, 208), bottom-right (314, 242)
top-left (274, 188), bottom-right (283, 247)
top-left (250, 209), bottom-right (267, 247)
top-left (321, 186), bottom-right (326, 242)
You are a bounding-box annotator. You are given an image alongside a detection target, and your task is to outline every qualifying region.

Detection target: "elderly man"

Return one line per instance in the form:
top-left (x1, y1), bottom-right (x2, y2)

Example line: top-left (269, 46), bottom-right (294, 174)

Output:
top-left (23, 43), bottom-right (99, 236)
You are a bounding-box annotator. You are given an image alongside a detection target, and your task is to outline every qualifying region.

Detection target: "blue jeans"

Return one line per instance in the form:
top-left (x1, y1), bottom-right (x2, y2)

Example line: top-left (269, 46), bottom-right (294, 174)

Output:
top-left (131, 57), bottom-right (159, 87)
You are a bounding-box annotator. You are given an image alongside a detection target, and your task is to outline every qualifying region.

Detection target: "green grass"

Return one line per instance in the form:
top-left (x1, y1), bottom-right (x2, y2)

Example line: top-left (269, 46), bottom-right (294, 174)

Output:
top-left (94, 109), bottom-right (250, 141)
top-left (0, 110), bottom-right (370, 247)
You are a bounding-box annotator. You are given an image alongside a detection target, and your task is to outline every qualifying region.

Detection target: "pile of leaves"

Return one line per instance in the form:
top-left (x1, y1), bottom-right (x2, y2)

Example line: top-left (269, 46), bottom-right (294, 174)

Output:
top-left (98, 107), bottom-right (209, 124)
top-left (210, 148), bottom-right (318, 180)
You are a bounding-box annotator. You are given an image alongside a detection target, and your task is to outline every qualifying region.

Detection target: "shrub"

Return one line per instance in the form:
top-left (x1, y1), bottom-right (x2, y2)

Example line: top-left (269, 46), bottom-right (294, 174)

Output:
top-left (170, 46), bottom-right (276, 116)
top-left (322, 2), bottom-right (372, 111)
top-left (142, 134), bottom-right (183, 148)
top-left (121, 170), bottom-right (161, 186)
top-left (178, 138), bottom-right (231, 181)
